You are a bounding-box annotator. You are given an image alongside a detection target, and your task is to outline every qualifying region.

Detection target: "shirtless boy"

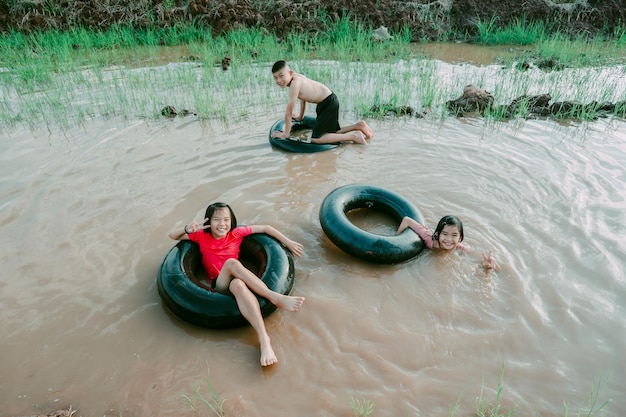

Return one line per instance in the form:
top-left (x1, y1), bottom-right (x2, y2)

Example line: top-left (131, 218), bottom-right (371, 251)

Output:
top-left (271, 60), bottom-right (374, 144)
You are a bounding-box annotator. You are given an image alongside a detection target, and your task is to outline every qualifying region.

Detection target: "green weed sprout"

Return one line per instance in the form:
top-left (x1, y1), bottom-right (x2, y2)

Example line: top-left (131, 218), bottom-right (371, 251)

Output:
top-left (475, 362), bottom-right (517, 417)
top-left (349, 397), bottom-right (375, 417)
top-left (563, 373), bottom-right (611, 417)
top-left (181, 361), bottom-right (226, 417)
top-left (447, 391), bottom-right (464, 417)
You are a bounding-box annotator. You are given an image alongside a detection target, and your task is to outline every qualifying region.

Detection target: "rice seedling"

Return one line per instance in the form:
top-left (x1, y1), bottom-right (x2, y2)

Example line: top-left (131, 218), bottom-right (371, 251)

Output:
top-left (474, 19), bottom-right (625, 68)
top-left (533, 32), bottom-right (619, 68)
top-left (0, 20), bottom-right (624, 131)
top-left (562, 373), bottom-right (611, 417)
top-left (348, 397), bottom-right (375, 417)
top-left (181, 362), bottom-right (226, 417)
top-left (474, 17), bottom-right (548, 45)
top-left (150, 360), bottom-right (618, 417)
top-left (614, 25), bottom-right (626, 45)
top-left (447, 392), bottom-right (464, 417)
top-left (474, 363), bottom-right (517, 417)
top-left (445, 363), bottom-right (612, 417)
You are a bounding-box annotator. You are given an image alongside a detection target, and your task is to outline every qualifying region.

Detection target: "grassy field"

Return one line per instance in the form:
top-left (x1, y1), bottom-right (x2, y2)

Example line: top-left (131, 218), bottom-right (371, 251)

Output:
top-left (0, 18), bottom-right (624, 131)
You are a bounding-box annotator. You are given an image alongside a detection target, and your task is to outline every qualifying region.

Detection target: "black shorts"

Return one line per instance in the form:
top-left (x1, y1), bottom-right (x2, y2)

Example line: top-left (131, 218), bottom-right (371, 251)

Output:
top-left (312, 92), bottom-right (341, 138)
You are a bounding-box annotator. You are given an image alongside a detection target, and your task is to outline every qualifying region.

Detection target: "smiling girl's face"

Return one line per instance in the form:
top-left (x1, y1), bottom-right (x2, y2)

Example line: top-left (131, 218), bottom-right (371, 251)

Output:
top-left (209, 207), bottom-right (232, 239)
top-left (437, 224), bottom-right (462, 250)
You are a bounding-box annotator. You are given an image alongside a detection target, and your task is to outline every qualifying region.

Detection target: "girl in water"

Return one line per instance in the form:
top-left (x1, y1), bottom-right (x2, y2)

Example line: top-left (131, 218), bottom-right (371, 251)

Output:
top-left (169, 202), bottom-right (305, 366)
top-left (397, 215), bottom-right (497, 270)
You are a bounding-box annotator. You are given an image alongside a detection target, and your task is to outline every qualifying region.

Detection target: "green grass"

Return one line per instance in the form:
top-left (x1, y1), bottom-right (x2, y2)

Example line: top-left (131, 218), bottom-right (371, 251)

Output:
top-left (186, 362), bottom-right (611, 417)
top-left (473, 363), bottom-right (517, 417)
top-left (533, 32), bottom-right (624, 67)
top-left (182, 362), bottom-right (226, 417)
top-left (447, 363), bottom-right (611, 417)
top-left (473, 18), bottom-right (625, 68)
top-left (0, 19), bottom-right (624, 132)
top-left (474, 17), bottom-right (549, 46)
top-left (0, 19), bottom-right (416, 131)
top-left (348, 397), bottom-right (375, 417)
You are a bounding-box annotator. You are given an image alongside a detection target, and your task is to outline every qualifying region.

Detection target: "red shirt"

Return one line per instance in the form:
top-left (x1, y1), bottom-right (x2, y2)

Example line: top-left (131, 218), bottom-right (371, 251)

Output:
top-left (187, 226), bottom-right (253, 279)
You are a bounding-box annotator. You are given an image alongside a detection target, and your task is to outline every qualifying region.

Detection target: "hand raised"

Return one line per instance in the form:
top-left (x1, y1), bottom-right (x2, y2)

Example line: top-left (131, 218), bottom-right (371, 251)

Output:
top-left (186, 218), bottom-right (210, 234)
top-left (482, 250), bottom-right (498, 270)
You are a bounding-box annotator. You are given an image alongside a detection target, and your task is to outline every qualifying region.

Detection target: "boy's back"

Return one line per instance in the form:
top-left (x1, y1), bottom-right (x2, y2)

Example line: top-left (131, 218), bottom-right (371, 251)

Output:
top-left (290, 73), bottom-right (332, 104)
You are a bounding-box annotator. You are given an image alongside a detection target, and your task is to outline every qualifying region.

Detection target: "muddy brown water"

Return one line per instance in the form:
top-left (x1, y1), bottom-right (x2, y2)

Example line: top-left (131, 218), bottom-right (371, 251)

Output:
top-left (1, 54), bottom-right (626, 417)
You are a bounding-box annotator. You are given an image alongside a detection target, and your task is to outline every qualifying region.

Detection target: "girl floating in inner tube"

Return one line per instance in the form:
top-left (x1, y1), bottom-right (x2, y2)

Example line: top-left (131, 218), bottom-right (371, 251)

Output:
top-left (397, 215), bottom-right (498, 271)
top-left (169, 202), bottom-right (304, 366)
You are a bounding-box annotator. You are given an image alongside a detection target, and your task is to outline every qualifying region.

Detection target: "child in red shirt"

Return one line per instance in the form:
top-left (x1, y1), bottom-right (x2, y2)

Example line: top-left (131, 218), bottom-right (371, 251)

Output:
top-left (170, 202), bottom-right (304, 366)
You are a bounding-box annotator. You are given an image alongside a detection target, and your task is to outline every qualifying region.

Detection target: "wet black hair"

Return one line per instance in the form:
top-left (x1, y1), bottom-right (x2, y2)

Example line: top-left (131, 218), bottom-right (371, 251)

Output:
top-left (432, 215), bottom-right (464, 242)
top-left (203, 202), bottom-right (237, 233)
top-left (272, 60), bottom-right (287, 73)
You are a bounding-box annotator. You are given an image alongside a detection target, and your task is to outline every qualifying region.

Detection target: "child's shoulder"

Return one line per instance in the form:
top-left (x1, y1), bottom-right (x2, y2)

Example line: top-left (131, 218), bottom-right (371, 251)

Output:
top-left (232, 225), bottom-right (253, 236)
top-left (293, 72), bottom-right (313, 83)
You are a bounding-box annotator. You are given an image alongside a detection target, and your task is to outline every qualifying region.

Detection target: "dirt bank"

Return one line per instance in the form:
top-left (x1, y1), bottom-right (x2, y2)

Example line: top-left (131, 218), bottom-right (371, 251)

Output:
top-left (1, 0), bottom-right (624, 40)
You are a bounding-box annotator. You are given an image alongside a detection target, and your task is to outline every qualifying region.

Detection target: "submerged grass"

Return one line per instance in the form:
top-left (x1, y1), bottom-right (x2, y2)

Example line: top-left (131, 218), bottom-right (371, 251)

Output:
top-left (473, 363), bottom-right (517, 417)
top-left (182, 362), bottom-right (226, 417)
top-left (187, 363), bottom-right (611, 417)
top-left (465, 368), bottom-right (611, 417)
top-left (0, 19), bottom-right (624, 132)
top-left (348, 397), bottom-right (375, 417)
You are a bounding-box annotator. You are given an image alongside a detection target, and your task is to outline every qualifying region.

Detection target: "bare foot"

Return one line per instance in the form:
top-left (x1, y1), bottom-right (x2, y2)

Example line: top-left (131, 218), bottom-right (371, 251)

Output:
top-left (349, 131), bottom-right (367, 144)
top-left (259, 336), bottom-right (278, 366)
top-left (274, 294), bottom-right (305, 311)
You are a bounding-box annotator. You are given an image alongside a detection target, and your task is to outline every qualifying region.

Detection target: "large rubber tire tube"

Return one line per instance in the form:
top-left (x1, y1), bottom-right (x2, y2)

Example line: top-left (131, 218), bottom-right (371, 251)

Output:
top-left (319, 184), bottom-right (425, 264)
top-left (157, 234), bottom-right (295, 329)
top-left (269, 115), bottom-right (339, 153)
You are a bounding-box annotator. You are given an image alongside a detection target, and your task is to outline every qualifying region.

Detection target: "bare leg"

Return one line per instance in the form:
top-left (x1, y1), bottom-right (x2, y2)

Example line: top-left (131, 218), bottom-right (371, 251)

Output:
top-left (214, 259), bottom-right (305, 311)
top-left (337, 120), bottom-right (374, 139)
top-left (228, 279), bottom-right (277, 366)
top-left (312, 130), bottom-right (367, 145)
top-left (213, 259), bottom-right (305, 366)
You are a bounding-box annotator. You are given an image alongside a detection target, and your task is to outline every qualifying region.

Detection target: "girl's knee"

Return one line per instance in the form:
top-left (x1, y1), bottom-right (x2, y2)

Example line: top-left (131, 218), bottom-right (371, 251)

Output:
top-left (229, 278), bottom-right (247, 293)
top-left (223, 258), bottom-right (242, 270)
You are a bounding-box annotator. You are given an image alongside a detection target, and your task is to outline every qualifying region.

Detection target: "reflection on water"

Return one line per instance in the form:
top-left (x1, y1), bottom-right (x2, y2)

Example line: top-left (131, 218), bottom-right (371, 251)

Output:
top-left (348, 208), bottom-right (399, 236)
top-left (1, 62), bottom-right (625, 417)
top-left (414, 42), bottom-right (523, 66)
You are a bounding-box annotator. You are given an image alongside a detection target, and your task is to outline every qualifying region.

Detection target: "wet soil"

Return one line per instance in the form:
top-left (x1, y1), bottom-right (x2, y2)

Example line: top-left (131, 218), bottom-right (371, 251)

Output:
top-left (1, 0), bottom-right (624, 40)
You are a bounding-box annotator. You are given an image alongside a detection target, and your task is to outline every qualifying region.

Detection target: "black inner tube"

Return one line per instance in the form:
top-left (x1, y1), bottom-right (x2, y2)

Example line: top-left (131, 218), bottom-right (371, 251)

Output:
top-left (319, 184), bottom-right (425, 264)
top-left (269, 116), bottom-right (339, 153)
top-left (157, 234), bottom-right (294, 329)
